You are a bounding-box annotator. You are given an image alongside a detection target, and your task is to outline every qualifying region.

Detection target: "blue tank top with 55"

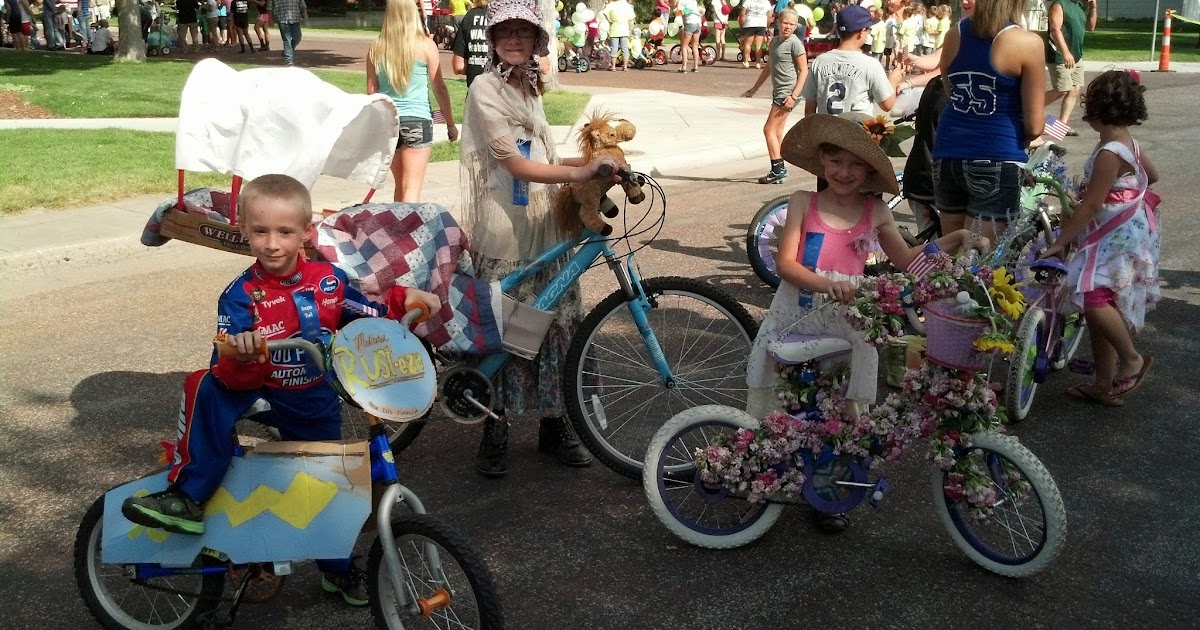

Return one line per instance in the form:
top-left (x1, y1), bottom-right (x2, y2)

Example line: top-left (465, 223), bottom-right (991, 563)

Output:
top-left (932, 20), bottom-right (1026, 163)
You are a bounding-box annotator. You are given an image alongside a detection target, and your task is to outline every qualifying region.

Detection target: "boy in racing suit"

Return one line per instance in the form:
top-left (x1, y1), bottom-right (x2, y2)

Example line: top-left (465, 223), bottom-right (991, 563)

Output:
top-left (122, 174), bottom-right (440, 606)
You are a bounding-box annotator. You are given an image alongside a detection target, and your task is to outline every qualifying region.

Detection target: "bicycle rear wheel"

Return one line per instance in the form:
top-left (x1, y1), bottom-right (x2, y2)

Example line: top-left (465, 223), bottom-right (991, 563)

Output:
top-left (745, 195), bottom-right (789, 288)
top-left (565, 277), bottom-right (758, 480)
top-left (931, 432), bottom-right (1066, 577)
top-left (643, 406), bottom-right (783, 548)
top-left (75, 494), bottom-right (224, 629)
top-left (669, 44), bottom-right (682, 64)
top-left (701, 45), bottom-right (716, 65)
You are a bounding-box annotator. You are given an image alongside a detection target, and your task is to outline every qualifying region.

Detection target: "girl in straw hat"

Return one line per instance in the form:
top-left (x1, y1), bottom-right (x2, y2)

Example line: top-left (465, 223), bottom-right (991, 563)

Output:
top-left (745, 112), bottom-right (984, 533)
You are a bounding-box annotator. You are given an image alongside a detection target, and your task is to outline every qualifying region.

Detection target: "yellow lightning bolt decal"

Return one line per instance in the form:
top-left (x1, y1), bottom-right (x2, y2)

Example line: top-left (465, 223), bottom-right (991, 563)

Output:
top-left (204, 472), bottom-right (339, 529)
top-left (125, 489), bottom-right (172, 542)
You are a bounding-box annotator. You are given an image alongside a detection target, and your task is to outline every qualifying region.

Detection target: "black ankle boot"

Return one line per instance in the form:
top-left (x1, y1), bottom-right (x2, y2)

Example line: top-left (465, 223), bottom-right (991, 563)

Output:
top-left (537, 418), bottom-right (593, 467)
top-left (475, 417), bottom-right (509, 478)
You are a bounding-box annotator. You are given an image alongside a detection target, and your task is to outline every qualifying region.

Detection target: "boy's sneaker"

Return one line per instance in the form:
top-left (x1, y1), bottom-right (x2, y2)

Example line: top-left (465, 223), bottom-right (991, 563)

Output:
top-left (757, 168), bottom-right (788, 185)
top-left (121, 487), bottom-right (205, 535)
top-left (322, 568), bottom-right (369, 606)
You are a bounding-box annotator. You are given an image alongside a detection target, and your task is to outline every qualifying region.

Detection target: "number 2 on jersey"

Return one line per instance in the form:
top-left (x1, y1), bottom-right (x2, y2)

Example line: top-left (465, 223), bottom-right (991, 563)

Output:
top-left (826, 81), bottom-right (847, 114)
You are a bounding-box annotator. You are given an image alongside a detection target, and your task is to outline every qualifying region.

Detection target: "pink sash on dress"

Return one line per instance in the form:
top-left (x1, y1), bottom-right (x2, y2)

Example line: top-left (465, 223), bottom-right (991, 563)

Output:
top-left (1076, 141), bottom-right (1154, 292)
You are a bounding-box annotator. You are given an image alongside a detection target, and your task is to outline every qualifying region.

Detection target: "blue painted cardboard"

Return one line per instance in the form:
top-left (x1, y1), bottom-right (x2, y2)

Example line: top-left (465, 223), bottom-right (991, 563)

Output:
top-left (102, 440), bottom-right (371, 566)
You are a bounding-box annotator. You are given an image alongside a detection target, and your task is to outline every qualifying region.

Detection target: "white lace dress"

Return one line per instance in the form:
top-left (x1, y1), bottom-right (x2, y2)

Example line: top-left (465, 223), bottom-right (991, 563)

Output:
top-left (1067, 140), bottom-right (1161, 331)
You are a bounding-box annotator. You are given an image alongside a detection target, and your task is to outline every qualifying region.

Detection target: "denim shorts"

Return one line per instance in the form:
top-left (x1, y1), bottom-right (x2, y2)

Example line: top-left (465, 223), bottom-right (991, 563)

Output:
top-left (397, 116), bottom-right (433, 149)
top-left (932, 159), bottom-right (1022, 221)
top-left (683, 21), bottom-right (701, 35)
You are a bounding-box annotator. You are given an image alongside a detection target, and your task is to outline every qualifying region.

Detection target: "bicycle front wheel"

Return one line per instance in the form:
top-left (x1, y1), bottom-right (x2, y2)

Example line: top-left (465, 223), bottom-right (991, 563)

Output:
top-left (745, 195), bottom-right (789, 288)
top-left (75, 494), bottom-right (224, 630)
top-left (644, 405), bottom-right (783, 548)
top-left (565, 277), bottom-right (759, 480)
top-left (1005, 307), bottom-right (1046, 423)
top-left (931, 432), bottom-right (1066, 578)
top-left (368, 514), bottom-right (503, 630)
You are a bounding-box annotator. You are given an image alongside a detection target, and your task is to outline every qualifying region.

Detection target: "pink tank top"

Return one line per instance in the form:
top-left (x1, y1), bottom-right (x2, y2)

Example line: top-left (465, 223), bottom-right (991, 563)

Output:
top-left (795, 194), bottom-right (875, 276)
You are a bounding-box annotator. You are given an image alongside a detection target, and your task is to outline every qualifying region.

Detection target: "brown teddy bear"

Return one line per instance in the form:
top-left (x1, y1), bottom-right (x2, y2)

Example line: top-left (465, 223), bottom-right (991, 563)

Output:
top-left (553, 112), bottom-right (646, 237)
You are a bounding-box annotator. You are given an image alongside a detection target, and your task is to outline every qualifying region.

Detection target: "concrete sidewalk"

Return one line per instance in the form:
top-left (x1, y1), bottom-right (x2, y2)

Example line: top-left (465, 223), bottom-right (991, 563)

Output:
top-left (0, 87), bottom-right (788, 271)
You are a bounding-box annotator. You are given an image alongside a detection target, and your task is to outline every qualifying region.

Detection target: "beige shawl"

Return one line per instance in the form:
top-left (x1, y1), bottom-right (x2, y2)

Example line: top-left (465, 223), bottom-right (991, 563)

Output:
top-left (458, 71), bottom-right (563, 262)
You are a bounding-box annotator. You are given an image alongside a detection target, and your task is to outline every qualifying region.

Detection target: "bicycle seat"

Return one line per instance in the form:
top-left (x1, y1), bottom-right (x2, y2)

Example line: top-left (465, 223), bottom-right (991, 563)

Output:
top-left (768, 333), bottom-right (852, 365)
top-left (1030, 258), bottom-right (1068, 275)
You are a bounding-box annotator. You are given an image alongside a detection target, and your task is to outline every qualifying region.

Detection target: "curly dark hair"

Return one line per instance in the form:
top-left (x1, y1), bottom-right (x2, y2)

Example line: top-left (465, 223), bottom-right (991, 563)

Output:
top-left (1082, 70), bottom-right (1148, 127)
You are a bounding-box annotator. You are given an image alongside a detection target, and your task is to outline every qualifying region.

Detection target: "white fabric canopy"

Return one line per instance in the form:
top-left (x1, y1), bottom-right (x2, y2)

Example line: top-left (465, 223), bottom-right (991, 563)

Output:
top-left (175, 59), bottom-right (400, 189)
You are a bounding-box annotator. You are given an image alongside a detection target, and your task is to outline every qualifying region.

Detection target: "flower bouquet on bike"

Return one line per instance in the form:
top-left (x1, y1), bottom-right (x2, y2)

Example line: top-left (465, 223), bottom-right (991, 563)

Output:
top-left (644, 251), bottom-right (1067, 578)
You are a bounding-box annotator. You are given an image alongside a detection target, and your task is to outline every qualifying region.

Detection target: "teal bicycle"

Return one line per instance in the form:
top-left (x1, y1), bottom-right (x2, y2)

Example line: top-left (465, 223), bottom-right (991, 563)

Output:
top-left (386, 169), bottom-right (759, 480)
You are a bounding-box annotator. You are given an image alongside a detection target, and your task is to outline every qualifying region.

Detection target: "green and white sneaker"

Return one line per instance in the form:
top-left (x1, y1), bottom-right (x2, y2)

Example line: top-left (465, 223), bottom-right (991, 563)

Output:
top-left (121, 488), bottom-right (205, 535)
top-left (322, 569), bottom-right (369, 607)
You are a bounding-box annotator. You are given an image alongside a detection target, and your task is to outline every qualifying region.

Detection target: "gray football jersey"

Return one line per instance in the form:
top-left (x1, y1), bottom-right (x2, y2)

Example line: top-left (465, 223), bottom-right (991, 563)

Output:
top-left (801, 49), bottom-right (894, 114)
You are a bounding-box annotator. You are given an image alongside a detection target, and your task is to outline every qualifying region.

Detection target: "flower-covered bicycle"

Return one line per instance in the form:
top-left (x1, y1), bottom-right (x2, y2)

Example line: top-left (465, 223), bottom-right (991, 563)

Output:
top-left (642, 254), bottom-right (1067, 577)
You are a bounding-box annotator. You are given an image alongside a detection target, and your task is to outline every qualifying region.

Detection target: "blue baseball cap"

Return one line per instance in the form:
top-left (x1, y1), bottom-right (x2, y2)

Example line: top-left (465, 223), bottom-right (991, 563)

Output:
top-left (836, 5), bottom-right (878, 35)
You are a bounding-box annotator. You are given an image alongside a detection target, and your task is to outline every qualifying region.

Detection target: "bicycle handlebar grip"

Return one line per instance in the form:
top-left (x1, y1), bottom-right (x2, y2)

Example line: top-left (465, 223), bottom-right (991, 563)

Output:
top-left (212, 333), bottom-right (270, 362)
top-left (400, 303), bottom-right (432, 328)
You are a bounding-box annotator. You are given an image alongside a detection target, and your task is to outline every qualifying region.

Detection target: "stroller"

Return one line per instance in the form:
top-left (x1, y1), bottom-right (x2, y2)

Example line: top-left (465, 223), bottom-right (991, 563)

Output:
top-left (147, 9), bottom-right (178, 55)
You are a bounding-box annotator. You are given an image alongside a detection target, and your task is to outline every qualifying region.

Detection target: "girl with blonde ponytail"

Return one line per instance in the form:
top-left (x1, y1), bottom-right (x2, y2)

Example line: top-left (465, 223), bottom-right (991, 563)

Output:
top-left (367, 0), bottom-right (459, 202)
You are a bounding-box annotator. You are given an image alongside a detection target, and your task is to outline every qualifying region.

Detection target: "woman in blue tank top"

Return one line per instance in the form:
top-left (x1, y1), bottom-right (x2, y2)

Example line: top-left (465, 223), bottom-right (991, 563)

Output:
top-left (367, 0), bottom-right (459, 202)
top-left (931, 0), bottom-right (1045, 242)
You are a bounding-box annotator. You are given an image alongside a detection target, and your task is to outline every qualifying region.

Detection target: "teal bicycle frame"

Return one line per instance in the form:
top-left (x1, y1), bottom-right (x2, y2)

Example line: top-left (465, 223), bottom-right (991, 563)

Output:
top-left (475, 227), bottom-right (673, 383)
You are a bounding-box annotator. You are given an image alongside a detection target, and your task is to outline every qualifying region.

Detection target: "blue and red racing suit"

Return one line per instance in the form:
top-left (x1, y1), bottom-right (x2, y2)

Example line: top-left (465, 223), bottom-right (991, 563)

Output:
top-left (168, 258), bottom-right (409, 507)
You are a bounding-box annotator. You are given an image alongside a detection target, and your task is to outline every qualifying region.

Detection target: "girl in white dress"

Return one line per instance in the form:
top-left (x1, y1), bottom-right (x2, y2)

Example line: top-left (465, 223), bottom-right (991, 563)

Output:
top-left (1043, 70), bottom-right (1160, 407)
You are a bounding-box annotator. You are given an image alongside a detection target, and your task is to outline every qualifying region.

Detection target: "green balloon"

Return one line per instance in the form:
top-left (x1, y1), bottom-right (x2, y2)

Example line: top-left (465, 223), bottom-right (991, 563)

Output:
top-left (561, 25), bottom-right (575, 39)
top-left (813, 7), bottom-right (824, 21)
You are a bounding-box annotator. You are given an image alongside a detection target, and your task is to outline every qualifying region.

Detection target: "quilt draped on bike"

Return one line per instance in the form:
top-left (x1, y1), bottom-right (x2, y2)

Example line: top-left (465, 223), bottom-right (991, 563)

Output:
top-left (315, 203), bottom-right (504, 357)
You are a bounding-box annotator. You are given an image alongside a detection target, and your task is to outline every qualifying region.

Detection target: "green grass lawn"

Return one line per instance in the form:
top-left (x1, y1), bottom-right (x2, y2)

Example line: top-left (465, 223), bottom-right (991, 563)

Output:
top-left (0, 51), bottom-right (589, 213)
top-left (1084, 19), bottom-right (1200, 63)
top-left (0, 129), bottom-right (229, 215)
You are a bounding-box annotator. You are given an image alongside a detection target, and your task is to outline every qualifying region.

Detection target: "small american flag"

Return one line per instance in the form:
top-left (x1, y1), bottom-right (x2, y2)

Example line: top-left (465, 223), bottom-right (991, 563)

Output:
top-left (906, 243), bottom-right (941, 279)
top-left (432, 110), bottom-right (446, 124)
top-left (1044, 115), bottom-right (1072, 141)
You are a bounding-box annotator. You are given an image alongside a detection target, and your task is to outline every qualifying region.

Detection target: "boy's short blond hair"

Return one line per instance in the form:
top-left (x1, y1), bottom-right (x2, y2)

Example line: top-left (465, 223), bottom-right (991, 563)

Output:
top-left (238, 174), bottom-right (313, 227)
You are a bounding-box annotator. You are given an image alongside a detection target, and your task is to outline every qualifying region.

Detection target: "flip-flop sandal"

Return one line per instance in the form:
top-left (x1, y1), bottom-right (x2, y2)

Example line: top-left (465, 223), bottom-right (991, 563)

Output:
top-left (1065, 384), bottom-right (1124, 407)
top-left (1112, 355), bottom-right (1154, 398)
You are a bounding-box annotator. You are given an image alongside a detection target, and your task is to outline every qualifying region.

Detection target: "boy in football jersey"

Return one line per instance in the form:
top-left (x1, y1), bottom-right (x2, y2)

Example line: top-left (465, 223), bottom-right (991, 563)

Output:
top-left (122, 175), bottom-right (439, 605)
top-left (801, 4), bottom-right (903, 117)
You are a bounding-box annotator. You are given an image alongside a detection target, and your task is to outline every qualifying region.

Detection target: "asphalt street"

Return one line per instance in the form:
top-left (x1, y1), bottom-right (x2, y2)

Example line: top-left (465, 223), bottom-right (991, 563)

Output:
top-left (2, 51), bottom-right (1199, 629)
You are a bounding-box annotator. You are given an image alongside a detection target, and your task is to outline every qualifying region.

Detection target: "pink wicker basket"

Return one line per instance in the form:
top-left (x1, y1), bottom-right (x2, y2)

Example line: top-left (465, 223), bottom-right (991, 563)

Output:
top-left (923, 299), bottom-right (992, 371)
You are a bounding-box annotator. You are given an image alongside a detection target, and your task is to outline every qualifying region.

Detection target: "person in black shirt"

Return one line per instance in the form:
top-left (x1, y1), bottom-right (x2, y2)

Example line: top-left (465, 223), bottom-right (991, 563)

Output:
top-left (451, 0), bottom-right (489, 88)
top-left (177, 0), bottom-right (201, 53)
top-left (901, 77), bottom-right (946, 237)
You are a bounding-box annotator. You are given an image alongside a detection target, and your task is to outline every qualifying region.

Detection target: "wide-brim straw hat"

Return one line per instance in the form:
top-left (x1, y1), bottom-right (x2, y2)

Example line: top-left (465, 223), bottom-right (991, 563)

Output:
top-left (780, 113), bottom-right (899, 196)
top-left (486, 0), bottom-right (551, 58)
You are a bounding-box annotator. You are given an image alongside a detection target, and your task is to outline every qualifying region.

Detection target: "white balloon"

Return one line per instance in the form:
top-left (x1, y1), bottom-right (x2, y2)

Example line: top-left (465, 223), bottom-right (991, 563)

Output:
top-left (576, 3), bottom-right (585, 13)
top-left (672, 15), bottom-right (682, 26)
top-left (729, 0), bottom-right (741, 7)
top-left (581, 9), bottom-right (595, 22)
top-left (572, 11), bottom-right (585, 24)
top-left (598, 27), bottom-right (609, 41)
top-left (666, 21), bottom-right (680, 37)
top-left (648, 21), bottom-right (663, 35)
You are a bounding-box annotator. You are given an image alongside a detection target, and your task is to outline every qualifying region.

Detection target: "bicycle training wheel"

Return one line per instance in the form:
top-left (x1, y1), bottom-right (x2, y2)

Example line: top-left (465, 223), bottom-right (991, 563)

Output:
top-left (565, 277), bottom-right (759, 480)
top-left (643, 405), bottom-right (783, 548)
top-left (746, 195), bottom-right (789, 288)
top-left (1005, 307), bottom-right (1046, 423)
top-left (75, 494), bottom-right (224, 629)
top-left (368, 514), bottom-right (503, 630)
top-left (931, 432), bottom-right (1066, 578)
top-left (669, 44), bottom-right (682, 64)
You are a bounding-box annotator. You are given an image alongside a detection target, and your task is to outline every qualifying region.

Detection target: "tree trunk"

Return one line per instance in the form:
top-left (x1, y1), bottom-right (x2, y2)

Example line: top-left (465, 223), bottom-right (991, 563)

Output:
top-left (115, 0), bottom-right (146, 62)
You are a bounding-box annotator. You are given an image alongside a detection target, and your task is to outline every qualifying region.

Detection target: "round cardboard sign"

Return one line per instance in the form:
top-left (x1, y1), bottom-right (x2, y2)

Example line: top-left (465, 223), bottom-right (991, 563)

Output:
top-left (328, 318), bottom-right (436, 422)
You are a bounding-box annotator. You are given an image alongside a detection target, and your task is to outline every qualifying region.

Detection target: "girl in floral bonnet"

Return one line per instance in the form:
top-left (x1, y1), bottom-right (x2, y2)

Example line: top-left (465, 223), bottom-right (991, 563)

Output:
top-left (457, 0), bottom-right (621, 479)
